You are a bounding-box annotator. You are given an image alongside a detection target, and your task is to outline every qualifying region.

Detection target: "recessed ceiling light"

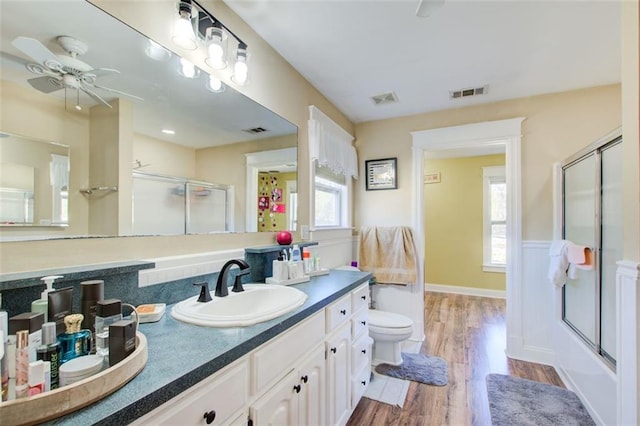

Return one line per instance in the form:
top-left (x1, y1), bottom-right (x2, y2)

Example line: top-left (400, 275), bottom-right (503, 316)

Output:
top-left (162, 129), bottom-right (175, 135)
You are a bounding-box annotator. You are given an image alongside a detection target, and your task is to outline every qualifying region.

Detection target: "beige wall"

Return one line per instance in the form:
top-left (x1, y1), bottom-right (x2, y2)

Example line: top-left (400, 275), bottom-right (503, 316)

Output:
top-left (133, 134), bottom-right (196, 178)
top-left (424, 154), bottom-right (506, 291)
top-left (355, 84), bottom-right (621, 241)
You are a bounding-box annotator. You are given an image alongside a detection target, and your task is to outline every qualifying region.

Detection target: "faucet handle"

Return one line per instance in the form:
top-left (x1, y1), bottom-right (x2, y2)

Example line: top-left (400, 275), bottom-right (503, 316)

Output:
top-left (194, 281), bottom-right (212, 302)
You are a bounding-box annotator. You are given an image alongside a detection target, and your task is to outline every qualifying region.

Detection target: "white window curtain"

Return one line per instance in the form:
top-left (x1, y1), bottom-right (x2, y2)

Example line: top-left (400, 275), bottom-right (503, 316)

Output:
top-left (308, 105), bottom-right (358, 179)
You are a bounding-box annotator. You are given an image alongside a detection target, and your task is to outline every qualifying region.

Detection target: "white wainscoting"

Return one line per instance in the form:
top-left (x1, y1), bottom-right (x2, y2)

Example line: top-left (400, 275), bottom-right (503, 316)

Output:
top-left (506, 240), bottom-right (555, 365)
top-left (309, 228), bottom-right (356, 269)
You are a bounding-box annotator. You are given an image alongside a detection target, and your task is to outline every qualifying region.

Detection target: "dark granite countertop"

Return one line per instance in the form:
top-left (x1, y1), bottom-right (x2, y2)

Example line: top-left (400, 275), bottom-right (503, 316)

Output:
top-left (47, 268), bottom-right (372, 425)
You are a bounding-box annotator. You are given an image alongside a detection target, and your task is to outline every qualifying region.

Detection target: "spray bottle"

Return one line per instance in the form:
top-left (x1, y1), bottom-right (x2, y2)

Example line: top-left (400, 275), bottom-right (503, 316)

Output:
top-left (31, 276), bottom-right (63, 322)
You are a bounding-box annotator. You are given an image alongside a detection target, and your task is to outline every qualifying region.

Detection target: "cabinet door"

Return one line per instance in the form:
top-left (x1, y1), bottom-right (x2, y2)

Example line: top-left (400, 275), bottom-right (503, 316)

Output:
top-left (250, 369), bottom-right (299, 426)
top-left (297, 345), bottom-right (326, 426)
top-left (326, 323), bottom-right (351, 426)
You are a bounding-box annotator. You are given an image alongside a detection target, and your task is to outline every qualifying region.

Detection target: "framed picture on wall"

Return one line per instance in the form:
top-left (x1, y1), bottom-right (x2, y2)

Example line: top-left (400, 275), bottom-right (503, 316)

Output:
top-left (365, 157), bottom-right (397, 190)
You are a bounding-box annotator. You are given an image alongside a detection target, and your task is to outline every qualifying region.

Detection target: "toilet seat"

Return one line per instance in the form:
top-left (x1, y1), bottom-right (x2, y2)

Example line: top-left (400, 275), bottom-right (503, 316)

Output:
top-left (368, 309), bottom-right (413, 336)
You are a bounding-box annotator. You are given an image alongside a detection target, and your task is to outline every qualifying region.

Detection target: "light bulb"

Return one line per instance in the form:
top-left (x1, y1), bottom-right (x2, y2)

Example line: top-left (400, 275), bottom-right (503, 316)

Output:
top-left (233, 60), bottom-right (248, 85)
top-left (204, 27), bottom-right (227, 69)
top-left (207, 75), bottom-right (223, 92)
top-left (180, 58), bottom-right (197, 78)
top-left (172, 10), bottom-right (197, 50)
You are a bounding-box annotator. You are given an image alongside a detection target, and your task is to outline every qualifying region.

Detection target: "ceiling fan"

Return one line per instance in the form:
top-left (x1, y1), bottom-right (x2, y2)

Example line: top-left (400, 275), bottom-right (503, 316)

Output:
top-left (11, 35), bottom-right (142, 110)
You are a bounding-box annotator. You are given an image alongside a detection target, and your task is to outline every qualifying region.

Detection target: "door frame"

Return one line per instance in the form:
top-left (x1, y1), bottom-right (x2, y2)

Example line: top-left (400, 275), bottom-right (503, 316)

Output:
top-left (411, 117), bottom-right (524, 357)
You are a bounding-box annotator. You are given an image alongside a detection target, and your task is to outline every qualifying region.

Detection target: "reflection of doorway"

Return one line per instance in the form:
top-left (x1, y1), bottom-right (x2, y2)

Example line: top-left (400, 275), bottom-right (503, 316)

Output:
top-left (411, 118), bottom-right (523, 357)
top-left (286, 180), bottom-right (297, 231)
top-left (245, 147), bottom-right (297, 232)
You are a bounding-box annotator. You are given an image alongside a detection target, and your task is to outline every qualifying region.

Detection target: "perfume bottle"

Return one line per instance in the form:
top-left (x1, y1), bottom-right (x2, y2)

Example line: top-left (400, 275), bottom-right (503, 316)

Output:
top-left (36, 322), bottom-right (61, 389)
top-left (58, 314), bottom-right (91, 364)
top-left (15, 330), bottom-right (29, 399)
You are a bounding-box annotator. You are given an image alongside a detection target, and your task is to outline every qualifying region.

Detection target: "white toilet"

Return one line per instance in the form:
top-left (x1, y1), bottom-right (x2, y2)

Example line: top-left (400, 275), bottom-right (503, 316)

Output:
top-left (368, 309), bottom-right (414, 366)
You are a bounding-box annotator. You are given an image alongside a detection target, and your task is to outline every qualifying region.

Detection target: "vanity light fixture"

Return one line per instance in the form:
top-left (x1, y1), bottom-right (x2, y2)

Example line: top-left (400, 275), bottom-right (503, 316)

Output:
top-left (231, 43), bottom-right (249, 86)
top-left (172, 1), bottom-right (198, 51)
top-left (145, 40), bottom-right (171, 61)
top-left (204, 22), bottom-right (227, 69)
top-left (178, 57), bottom-right (199, 79)
top-left (172, 0), bottom-right (250, 85)
top-left (206, 74), bottom-right (225, 93)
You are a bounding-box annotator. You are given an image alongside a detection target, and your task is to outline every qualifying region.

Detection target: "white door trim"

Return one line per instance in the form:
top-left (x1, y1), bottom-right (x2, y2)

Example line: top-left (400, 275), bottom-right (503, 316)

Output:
top-left (411, 117), bottom-right (524, 357)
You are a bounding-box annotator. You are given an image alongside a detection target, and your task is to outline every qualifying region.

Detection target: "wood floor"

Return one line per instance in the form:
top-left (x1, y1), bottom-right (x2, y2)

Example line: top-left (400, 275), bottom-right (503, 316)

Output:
top-left (347, 291), bottom-right (564, 426)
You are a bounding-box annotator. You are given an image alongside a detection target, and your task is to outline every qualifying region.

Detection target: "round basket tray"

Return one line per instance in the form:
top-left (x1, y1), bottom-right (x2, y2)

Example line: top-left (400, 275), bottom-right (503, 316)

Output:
top-left (0, 332), bottom-right (148, 425)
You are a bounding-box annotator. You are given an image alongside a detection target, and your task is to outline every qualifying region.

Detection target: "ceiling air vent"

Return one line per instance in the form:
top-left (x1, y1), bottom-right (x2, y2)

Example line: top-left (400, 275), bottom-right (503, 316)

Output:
top-left (371, 92), bottom-right (399, 105)
top-left (243, 126), bottom-right (268, 134)
top-left (450, 85), bottom-right (488, 100)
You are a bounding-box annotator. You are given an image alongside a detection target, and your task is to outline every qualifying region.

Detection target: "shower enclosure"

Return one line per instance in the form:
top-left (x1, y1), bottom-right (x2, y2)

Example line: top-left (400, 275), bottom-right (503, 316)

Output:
top-left (562, 129), bottom-right (622, 367)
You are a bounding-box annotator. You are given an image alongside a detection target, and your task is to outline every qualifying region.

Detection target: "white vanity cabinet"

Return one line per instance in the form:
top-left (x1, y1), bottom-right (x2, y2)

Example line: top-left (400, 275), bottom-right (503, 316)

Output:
top-left (133, 282), bottom-right (370, 426)
top-left (131, 358), bottom-right (249, 426)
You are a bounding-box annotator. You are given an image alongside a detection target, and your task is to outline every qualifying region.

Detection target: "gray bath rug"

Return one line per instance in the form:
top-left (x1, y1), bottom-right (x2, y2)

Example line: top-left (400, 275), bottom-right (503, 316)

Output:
top-left (486, 374), bottom-right (595, 426)
top-left (374, 352), bottom-right (448, 386)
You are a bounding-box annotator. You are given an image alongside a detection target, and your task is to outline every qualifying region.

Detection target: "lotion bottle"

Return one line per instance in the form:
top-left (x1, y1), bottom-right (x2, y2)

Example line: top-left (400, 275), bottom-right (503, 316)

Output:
top-left (31, 275), bottom-right (63, 322)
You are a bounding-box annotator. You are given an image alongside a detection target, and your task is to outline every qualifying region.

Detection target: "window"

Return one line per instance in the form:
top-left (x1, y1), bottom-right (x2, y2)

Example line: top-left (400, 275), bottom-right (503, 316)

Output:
top-left (313, 163), bottom-right (349, 228)
top-left (483, 166), bottom-right (506, 272)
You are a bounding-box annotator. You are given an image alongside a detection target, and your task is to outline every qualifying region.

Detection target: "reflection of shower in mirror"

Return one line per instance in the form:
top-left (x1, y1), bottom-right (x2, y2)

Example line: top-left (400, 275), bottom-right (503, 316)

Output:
top-left (133, 160), bottom-right (151, 170)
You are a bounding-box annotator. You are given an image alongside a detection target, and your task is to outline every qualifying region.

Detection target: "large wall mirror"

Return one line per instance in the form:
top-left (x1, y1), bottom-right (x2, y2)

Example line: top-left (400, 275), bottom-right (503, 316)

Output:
top-left (0, 0), bottom-right (297, 239)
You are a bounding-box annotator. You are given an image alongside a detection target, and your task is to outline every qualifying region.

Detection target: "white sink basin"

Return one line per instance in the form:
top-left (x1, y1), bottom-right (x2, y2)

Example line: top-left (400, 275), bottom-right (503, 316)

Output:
top-left (171, 284), bottom-right (308, 327)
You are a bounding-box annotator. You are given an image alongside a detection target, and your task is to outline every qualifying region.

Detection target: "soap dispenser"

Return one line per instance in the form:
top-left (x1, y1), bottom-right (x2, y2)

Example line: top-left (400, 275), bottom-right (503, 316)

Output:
top-left (31, 275), bottom-right (63, 322)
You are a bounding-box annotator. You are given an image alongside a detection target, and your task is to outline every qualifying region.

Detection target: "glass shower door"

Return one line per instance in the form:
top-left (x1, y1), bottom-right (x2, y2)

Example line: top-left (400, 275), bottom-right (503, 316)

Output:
top-left (563, 153), bottom-right (597, 345)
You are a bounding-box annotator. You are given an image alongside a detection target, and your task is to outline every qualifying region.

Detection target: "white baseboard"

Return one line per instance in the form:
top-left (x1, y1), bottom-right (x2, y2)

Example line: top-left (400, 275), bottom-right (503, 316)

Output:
top-left (424, 282), bottom-right (506, 299)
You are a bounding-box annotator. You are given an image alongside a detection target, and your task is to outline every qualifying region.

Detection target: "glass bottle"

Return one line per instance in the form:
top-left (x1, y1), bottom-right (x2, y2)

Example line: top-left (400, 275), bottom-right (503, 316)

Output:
top-left (36, 322), bottom-right (61, 389)
top-left (58, 314), bottom-right (91, 364)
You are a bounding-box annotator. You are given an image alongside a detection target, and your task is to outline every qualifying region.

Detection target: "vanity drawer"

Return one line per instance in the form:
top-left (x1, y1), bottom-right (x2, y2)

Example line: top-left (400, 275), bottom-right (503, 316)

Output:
top-left (351, 283), bottom-right (369, 313)
top-left (325, 294), bottom-right (352, 333)
top-left (251, 310), bottom-right (324, 395)
top-left (351, 308), bottom-right (368, 340)
top-left (132, 357), bottom-right (248, 426)
top-left (351, 364), bottom-right (371, 408)
top-left (351, 334), bottom-right (373, 374)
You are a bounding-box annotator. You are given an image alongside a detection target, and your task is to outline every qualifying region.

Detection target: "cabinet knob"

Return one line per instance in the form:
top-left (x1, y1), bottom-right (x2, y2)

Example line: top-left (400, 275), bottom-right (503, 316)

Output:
top-left (301, 375), bottom-right (308, 383)
top-left (361, 321), bottom-right (366, 325)
top-left (361, 349), bottom-right (366, 354)
top-left (361, 381), bottom-right (367, 386)
top-left (293, 384), bottom-right (301, 393)
top-left (361, 295), bottom-right (366, 300)
top-left (203, 410), bottom-right (216, 424)
top-left (340, 309), bottom-right (346, 315)
top-left (331, 347), bottom-right (337, 354)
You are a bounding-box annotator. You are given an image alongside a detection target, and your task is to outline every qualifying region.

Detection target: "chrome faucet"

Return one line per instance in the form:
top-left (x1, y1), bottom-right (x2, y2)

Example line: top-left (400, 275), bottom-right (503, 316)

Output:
top-left (215, 259), bottom-right (251, 297)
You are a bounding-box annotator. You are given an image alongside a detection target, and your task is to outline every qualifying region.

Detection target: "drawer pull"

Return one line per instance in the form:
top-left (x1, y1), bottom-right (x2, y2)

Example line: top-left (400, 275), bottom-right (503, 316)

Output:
top-left (361, 349), bottom-right (367, 354)
top-left (361, 295), bottom-right (366, 300)
top-left (361, 321), bottom-right (366, 325)
top-left (301, 375), bottom-right (308, 383)
top-left (361, 381), bottom-right (367, 386)
top-left (331, 347), bottom-right (337, 354)
top-left (340, 309), bottom-right (347, 315)
top-left (294, 384), bottom-right (301, 393)
top-left (203, 410), bottom-right (216, 424)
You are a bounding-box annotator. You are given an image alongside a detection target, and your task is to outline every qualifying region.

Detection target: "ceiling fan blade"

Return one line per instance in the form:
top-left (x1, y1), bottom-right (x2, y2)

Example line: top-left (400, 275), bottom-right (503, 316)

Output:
top-left (88, 68), bottom-right (120, 78)
top-left (90, 83), bottom-right (144, 101)
top-left (27, 75), bottom-right (64, 93)
top-left (416, 0), bottom-right (445, 17)
top-left (11, 36), bottom-right (61, 68)
top-left (80, 85), bottom-right (112, 108)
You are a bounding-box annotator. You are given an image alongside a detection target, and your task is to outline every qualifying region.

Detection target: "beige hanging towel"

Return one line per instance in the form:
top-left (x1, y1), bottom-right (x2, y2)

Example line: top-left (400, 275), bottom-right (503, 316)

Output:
top-left (358, 226), bottom-right (419, 285)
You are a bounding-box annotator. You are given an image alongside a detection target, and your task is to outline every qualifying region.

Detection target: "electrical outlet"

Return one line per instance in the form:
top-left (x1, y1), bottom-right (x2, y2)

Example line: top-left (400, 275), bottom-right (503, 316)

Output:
top-left (300, 225), bottom-right (310, 241)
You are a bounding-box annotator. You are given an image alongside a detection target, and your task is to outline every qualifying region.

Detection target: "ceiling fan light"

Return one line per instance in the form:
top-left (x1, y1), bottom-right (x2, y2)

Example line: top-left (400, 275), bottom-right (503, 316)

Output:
top-left (172, 8), bottom-right (197, 50)
top-left (231, 45), bottom-right (249, 86)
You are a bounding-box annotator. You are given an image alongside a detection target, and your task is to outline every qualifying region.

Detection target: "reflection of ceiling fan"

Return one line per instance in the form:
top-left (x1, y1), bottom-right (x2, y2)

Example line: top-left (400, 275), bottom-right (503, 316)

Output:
top-left (11, 35), bottom-right (142, 109)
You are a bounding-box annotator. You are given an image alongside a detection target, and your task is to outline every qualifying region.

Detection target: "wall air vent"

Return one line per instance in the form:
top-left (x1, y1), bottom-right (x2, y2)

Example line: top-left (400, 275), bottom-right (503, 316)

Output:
top-left (243, 126), bottom-right (268, 134)
top-left (449, 85), bottom-right (488, 100)
top-left (371, 92), bottom-right (399, 105)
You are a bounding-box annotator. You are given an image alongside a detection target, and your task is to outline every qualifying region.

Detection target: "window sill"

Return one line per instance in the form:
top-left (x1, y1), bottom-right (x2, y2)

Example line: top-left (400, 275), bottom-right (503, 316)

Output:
top-left (483, 264), bottom-right (506, 273)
